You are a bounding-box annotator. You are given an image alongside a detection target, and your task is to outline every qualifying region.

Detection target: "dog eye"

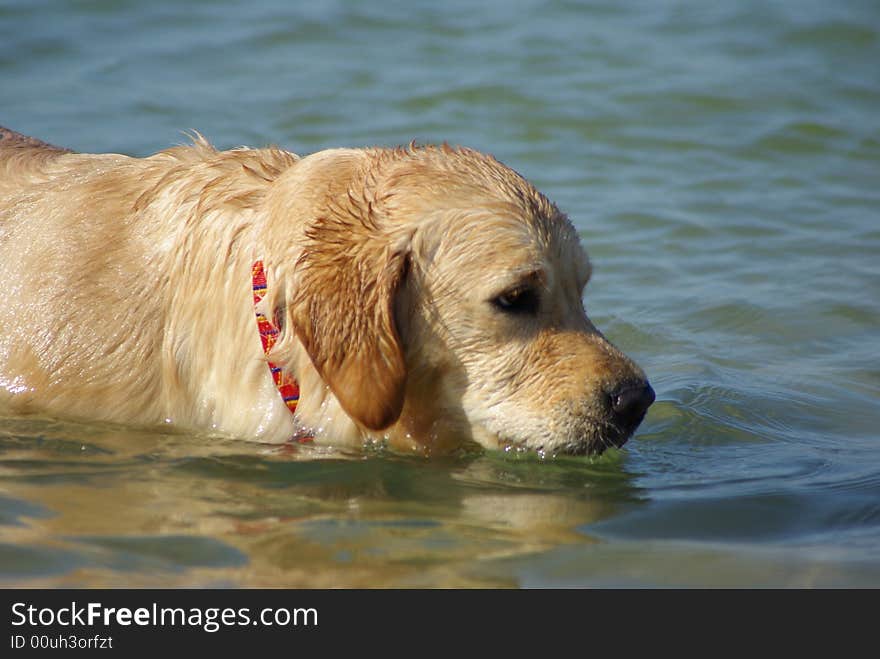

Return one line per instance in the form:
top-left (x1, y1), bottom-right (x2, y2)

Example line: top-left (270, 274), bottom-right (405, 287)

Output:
top-left (492, 287), bottom-right (539, 314)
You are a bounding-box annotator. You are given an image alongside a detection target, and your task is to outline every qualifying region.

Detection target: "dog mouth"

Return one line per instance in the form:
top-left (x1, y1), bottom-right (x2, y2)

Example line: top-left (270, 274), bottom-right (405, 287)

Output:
top-left (496, 419), bottom-right (634, 458)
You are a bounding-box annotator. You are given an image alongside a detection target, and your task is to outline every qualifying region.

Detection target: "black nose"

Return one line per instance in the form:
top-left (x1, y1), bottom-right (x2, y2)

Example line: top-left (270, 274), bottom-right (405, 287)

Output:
top-left (610, 382), bottom-right (655, 430)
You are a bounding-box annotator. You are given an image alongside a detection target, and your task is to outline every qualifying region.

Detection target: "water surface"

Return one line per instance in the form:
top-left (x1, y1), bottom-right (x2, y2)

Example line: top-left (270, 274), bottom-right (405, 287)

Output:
top-left (1, 0), bottom-right (879, 586)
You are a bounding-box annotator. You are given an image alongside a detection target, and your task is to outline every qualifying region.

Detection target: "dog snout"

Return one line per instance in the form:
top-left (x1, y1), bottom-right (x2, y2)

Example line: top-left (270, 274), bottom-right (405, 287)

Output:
top-left (608, 381), bottom-right (655, 432)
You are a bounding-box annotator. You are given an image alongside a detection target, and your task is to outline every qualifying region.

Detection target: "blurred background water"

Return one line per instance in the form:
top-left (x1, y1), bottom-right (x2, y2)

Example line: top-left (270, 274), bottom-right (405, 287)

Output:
top-left (1, 0), bottom-right (878, 587)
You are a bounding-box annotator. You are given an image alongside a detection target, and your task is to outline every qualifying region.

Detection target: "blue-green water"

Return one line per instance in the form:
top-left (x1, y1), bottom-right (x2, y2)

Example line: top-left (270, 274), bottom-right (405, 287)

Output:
top-left (1, 0), bottom-right (879, 586)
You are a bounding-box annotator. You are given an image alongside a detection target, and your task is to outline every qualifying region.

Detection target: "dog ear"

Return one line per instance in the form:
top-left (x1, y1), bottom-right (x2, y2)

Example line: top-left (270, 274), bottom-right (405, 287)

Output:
top-left (286, 198), bottom-right (410, 431)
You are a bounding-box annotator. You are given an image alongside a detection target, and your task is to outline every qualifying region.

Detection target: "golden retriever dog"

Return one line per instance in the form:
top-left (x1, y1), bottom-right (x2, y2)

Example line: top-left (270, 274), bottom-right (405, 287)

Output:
top-left (0, 126), bottom-right (653, 456)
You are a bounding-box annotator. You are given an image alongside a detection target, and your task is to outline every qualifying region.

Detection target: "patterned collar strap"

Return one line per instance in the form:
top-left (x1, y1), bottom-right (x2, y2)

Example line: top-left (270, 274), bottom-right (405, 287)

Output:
top-left (252, 260), bottom-right (310, 442)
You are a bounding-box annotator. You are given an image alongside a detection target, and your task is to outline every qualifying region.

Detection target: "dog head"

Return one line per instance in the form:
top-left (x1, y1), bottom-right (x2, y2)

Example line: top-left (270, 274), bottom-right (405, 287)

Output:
top-left (265, 144), bottom-right (653, 456)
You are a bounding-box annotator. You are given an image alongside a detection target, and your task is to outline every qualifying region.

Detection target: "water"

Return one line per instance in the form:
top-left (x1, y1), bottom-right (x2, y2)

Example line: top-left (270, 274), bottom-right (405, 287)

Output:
top-left (1, 0), bottom-right (879, 587)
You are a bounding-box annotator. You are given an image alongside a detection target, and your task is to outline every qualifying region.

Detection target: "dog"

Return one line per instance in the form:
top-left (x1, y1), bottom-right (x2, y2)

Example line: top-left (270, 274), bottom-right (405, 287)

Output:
top-left (0, 126), bottom-right (653, 456)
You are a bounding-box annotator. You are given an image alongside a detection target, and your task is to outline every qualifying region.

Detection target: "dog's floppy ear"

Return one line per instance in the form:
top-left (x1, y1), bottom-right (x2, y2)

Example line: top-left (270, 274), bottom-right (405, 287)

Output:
top-left (286, 194), bottom-right (410, 431)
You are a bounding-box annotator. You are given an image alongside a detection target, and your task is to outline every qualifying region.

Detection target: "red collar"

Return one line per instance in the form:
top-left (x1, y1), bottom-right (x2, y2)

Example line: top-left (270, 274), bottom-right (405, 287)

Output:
top-left (252, 260), bottom-right (311, 442)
